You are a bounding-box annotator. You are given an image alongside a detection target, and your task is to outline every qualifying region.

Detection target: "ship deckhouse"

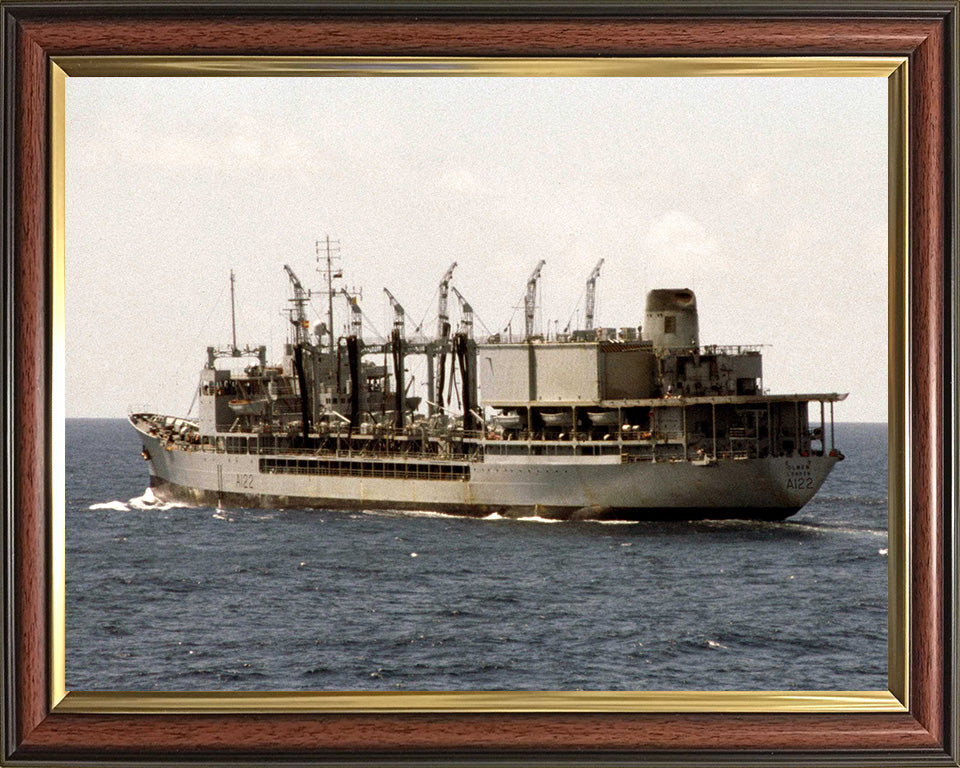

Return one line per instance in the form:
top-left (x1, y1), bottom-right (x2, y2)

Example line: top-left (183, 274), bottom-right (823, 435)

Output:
top-left (479, 288), bottom-right (845, 464)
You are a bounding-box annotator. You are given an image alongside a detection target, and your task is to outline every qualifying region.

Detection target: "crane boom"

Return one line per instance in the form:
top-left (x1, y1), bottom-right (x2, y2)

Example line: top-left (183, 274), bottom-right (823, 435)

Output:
top-left (283, 264), bottom-right (309, 344)
top-left (450, 286), bottom-right (473, 339)
top-left (524, 259), bottom-right (546, 340)
top-left (584, 258), bottom-right (604, 331)
top-left (284, 264), bottom-right (305, 295)
top-left (383, 289), bottom-right (406, 429)
top-left (436, 261), bottom-right (458, 339)
top-left (340, 288), bottom-right (363, 338)
top-left (383, 287), bottom-right (405, 338)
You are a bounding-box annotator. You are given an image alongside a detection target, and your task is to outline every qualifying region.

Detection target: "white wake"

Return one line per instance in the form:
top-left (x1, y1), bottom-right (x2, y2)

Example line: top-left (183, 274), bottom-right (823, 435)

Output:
top-left (88, 487), bottom-right (194, 512)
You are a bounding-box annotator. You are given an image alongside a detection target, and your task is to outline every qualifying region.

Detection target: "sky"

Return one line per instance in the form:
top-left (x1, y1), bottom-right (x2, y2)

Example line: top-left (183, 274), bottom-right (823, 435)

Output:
top-left (65, 75), bottom-right (887, 422)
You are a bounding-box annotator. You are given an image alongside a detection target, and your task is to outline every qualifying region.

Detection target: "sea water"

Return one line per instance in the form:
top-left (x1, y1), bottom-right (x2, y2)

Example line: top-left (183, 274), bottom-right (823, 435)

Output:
top-left (66, 420), bottom-right (887, 691)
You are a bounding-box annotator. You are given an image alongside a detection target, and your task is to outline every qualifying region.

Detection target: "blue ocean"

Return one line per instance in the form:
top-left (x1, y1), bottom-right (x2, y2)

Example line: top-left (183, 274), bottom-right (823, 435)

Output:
top-left (65, 420), bottom-right (887, 691)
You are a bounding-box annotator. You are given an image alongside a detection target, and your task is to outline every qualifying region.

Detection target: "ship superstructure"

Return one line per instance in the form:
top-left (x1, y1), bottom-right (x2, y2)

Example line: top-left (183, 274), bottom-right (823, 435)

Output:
top-left (131, 246), bottom-right (845, 521)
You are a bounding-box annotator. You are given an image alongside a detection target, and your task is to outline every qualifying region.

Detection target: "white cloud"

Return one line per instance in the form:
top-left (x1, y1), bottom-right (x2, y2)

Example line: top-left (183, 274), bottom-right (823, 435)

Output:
top-left (436, 163), bottom-right (486, 196)
top-left (644, 211), bottom-right (716, 262)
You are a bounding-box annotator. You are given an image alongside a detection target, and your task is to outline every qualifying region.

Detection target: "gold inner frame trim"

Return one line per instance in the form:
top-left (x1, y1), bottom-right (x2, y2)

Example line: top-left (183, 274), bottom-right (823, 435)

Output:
top-left (50, 61), bottom-right (66, 708)
top-left (58, 689), bottom-right (903, 715)
top-left (49, 55), bottom-right (909, 715)
top-left (886, 61), bottom-right (910, 708)
top-left (54, 55), bottom-right (904, 77)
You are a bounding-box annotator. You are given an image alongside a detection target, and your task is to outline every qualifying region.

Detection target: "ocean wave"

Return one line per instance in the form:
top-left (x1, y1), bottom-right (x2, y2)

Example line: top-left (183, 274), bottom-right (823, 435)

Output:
top-left (694, 518), bottom-right (887, 538)
top-left (784, 521), bottom-right (888, 537)
top-left (88, 500), bottom-right (130, 512)
top-left (816, 495), bottom-right (887, 506)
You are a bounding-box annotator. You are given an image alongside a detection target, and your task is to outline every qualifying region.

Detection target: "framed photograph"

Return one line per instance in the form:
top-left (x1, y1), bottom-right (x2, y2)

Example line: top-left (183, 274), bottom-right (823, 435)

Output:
top-left (2, 2), bottom-right (956, 766)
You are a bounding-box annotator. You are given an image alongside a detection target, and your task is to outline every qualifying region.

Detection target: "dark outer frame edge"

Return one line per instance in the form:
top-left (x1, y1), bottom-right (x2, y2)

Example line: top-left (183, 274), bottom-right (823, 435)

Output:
top-left (1, 2), bottom-right (958, 766)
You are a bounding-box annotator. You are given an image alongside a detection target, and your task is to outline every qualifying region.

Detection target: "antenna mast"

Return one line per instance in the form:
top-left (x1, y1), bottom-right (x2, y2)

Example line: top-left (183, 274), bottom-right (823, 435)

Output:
top-left (584, 258), bottom-right (604, 331)
top-left (229, 269), bottom-right (238, 352)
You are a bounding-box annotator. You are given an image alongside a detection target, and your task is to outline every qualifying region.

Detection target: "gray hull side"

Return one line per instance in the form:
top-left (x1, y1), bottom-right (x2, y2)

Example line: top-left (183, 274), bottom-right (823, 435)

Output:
top-left (136, 424), bottom-right (837, 521)
top-left (149, 474), bottom-right (799, 521)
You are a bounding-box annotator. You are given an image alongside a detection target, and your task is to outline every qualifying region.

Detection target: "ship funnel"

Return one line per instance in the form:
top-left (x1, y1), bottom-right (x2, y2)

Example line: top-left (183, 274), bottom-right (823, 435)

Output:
top-left (644, 289), bottom-right (699, 350)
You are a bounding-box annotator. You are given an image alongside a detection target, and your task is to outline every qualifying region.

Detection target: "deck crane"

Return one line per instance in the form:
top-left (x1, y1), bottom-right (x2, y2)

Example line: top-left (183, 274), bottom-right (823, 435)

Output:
top-left (383, 288), bottom-right (406, 338)
top-left (432, 262), bottom-right (457, 415)
top-left (283, 264), bottom-right (310, 345)
top-left (449, 286), bottom-right (478, 430)
top-left (337, 287), bottom-right (365, 430)
top-left (339, 288), bottom-right (363, 339)
top-left (436, 262), bottom-right (458, 339)
top-left (524, 259), bottom-right (546, 340)
top-left (283, 264), bottom-right (312, 438)
top-left (450, 286), bottom-right (473, 339)
top-left (383, 288), bottom-right (406, 427)
top-left (584, 258), bottom-right (604, 331)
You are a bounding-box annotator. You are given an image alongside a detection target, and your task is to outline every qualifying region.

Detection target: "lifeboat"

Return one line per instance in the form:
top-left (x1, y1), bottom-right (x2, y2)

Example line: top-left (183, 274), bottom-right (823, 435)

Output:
top-left (587, 411), bottom-right (619, 426)
top-left (229, 398), bottom-right (267, 416)
top-left (492, 413), bottom-right (523, 429)
top-left (540, 411), bottom-right (573, 427)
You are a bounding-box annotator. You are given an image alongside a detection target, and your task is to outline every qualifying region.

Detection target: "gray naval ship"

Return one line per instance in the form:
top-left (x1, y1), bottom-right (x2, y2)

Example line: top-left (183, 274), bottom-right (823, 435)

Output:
top-left (131, 248), bottom-right (846, 521)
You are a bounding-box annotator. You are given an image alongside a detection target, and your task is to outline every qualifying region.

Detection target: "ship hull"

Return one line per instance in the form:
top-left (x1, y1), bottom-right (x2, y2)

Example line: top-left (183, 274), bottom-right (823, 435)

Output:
top-left (136, 421), bottom-right (838, 522)
top-left (148, 475), bottom-right (800, 521)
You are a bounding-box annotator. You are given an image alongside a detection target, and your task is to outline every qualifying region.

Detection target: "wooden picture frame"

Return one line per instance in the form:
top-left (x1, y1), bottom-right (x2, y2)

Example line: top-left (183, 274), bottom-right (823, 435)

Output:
top-left (2, 2), bottom-right (957, 765)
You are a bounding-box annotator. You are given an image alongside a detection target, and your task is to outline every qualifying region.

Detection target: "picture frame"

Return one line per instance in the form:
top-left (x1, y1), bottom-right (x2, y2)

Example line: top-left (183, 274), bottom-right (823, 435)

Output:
top-left (2, 2), bottom-right (956, 765)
